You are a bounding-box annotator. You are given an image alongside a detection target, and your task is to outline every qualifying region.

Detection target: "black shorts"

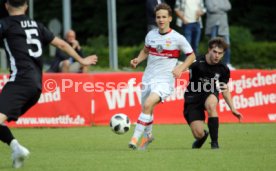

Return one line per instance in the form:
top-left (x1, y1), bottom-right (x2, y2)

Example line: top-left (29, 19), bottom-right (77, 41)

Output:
top-left (0, 82), bottom-right (41, 122)
top-left (183, 92), bottom-right (218, 124)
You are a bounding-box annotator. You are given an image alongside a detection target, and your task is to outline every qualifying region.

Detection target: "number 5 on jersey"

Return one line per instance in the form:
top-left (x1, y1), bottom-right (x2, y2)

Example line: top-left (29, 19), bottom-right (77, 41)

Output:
top-left (25, 29), bottom-right (42, 58)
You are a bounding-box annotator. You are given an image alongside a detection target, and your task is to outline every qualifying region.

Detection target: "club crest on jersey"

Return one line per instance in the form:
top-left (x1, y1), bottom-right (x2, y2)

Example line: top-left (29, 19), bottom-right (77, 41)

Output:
top-left (156, 44), bottom-right (163, 53)
top-left (166, 39), bottom-right (172, 47)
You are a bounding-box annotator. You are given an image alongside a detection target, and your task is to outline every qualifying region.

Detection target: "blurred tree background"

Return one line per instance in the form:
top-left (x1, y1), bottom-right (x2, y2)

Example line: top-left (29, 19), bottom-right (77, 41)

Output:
top-left (33, 0), bottom-right (276, 44)
top-left (31, 0), bottom-right (276, 69)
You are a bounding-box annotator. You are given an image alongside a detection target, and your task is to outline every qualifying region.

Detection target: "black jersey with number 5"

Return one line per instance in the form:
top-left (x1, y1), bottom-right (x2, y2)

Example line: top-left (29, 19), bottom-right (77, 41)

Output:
top-left (0, 15), bottom-right (54, 88)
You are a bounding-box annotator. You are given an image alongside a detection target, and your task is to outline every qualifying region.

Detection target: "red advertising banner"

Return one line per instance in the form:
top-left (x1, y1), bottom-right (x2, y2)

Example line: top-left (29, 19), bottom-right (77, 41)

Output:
top-left (0, 69), bottom-right (275, 127)
top-left (1, 74), bottom-right (94, 127)
top-left (220, 70), bottom-right (276, 123)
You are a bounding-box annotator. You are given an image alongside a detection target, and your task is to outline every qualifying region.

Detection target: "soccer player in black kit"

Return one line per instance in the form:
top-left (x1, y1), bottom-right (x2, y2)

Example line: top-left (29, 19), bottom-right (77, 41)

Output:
top-left (183, 37), bottom-right (243, 149)
top-left (0, 0), bottom-right (97, 168)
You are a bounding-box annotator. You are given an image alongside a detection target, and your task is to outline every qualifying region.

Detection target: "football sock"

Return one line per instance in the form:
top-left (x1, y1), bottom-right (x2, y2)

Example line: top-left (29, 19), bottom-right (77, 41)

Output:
top-left (208, 117), bottom-right (219, 143)
top-left (0, 125), bottom-right (15, 145)
top-left (132, 113), bottom-right (152, 141)
top-left (10, 139), bottom-right (20, 151)
top-left (192, 130), bottom-right (209, 148)
top-left (144, 115), bottom-right (153, 136)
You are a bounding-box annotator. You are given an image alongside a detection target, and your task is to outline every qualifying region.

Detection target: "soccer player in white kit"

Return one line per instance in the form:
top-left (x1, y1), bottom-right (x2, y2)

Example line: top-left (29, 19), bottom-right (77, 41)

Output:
top-left (129, 3), bottom-right (196, 150)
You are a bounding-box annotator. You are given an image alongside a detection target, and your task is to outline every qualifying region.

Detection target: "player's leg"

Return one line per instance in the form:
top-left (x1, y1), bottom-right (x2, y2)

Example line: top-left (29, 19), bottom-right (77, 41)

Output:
top-left (139, 114), bottom-right (154, 150)
top-left (0, 83), bottom-right (39, 168)
top-left (0, 113), bottom-right (30, 168)
top-left (186, 109), bottom-right (209, 149)
top-left (138, 93), bottom-right (160, 149)
top-left (0, 100), bottom-right (29, 169)
top-left (184, 94), bottom-right (209, 148)
top-left (129, 84), bottom-right (149, 149)
top-left (189, 120), bottom-right (209, 148)
top-left (129, 92), bottom-right (160, 150)
top-left (205, 94), bottom-right (219, 149)
top-left (138, 83), bottom-right (173, 150)
top-left (0, 114), bottom-right (14, 145)
top-left (11, 89), bottom-right (40, 168)
top-left (0, 84), bottom-right (19, 151)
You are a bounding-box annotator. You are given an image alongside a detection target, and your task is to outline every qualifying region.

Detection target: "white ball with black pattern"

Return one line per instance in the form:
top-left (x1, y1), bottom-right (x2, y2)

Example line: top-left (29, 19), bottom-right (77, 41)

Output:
top-left (110, 114), bottom-right (131, 135)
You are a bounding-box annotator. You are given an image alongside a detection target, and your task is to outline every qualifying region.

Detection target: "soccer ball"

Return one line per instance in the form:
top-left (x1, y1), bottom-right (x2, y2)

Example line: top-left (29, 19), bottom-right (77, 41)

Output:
top-left (110, 113), bottom-right (131, 135)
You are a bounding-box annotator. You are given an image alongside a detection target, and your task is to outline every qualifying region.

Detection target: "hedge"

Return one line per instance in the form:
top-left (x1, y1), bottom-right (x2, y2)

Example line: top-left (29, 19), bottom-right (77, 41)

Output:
top-left (82, 27), bottom-right (275, 70)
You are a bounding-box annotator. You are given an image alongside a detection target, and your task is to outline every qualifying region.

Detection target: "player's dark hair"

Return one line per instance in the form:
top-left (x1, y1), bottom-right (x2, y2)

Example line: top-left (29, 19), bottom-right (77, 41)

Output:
top-left (7, 0), bottom-right (26, 7)
top-left (208, 37), bottom-right (229, 51)
top-left (155, 3), bottom-right (172, 17)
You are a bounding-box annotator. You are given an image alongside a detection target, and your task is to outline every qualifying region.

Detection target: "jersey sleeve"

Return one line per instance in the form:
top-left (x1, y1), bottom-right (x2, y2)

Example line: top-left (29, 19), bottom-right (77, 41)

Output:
top-left (144, 31), bottom-right (151, 49)
top-left (37, 23), bottom-right (55, 45)
top-left (219, 66), bottom-right (230, 84)
top-left (178, 35), bottom-right (194, 56)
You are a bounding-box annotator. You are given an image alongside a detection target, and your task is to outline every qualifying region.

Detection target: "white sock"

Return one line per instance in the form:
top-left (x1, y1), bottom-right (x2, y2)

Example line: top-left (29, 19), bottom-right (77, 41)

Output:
top-left (132, 113), bottom-right (151, 141)
top-left (144, 115), bottom-right (153, 137)
top-left (10, 139), bottom-right (19, 151)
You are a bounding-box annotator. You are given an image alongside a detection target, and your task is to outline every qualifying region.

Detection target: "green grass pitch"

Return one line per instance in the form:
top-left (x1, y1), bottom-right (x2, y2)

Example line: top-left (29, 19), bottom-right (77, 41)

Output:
top-left (0, 124), bottom-right (275, 171)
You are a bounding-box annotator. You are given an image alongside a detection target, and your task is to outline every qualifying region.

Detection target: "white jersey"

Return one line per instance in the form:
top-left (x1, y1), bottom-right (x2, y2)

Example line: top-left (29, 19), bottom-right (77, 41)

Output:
top-left (143, 28), bottom-right (193, 84)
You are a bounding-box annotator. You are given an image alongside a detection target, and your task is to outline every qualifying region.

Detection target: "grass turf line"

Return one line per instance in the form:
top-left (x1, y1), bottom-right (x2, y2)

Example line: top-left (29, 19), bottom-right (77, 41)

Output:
top-left (0, 124), bottom-right (275, 171)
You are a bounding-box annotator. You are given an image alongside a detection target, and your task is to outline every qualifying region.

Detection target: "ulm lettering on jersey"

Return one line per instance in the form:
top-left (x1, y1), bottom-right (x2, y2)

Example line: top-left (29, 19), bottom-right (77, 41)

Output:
top-left (21, 20), bottom-right (38, 28)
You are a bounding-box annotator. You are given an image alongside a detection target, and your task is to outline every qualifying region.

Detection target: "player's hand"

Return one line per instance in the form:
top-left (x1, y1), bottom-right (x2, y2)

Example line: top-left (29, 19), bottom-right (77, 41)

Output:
top-left (232, 110), bottom-right (243, 122)
top-left (172, 65), bottom-right (183, 78)
top-left (81, 55), bottom-right (98, 65)
top-left (130, 58), bottom-right (139, 68)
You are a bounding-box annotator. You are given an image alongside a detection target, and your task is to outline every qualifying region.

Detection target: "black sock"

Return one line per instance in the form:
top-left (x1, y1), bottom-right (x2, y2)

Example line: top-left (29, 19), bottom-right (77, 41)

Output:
top-left (192, 130), bottom-right (209, 148)
top-left (0, 125), bottom-right (14, 145)
top-left (208, 117), bottom-right (219, 143)
top-left (197, 130), bottom-right (209, 144)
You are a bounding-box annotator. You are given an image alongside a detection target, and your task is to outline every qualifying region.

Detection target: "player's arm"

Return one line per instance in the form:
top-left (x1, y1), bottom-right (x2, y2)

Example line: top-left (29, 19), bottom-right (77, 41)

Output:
top-left (221, 84), bottom-right (243, 121)
top-left (172, 52), bottom-right (196, 78)
top-left (51, 37), bottom-right (97, 66)
top-left (130, 46), bottom-right (149, 69)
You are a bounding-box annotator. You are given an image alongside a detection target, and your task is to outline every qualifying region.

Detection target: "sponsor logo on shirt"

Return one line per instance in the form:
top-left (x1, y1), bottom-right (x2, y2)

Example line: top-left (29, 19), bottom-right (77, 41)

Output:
top-left (156, 44), bottom-right (163, 53)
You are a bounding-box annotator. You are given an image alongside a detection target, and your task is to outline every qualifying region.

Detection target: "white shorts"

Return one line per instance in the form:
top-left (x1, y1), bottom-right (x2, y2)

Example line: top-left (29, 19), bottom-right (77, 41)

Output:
top-left (141, 82), bottom-right (174, 106)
